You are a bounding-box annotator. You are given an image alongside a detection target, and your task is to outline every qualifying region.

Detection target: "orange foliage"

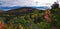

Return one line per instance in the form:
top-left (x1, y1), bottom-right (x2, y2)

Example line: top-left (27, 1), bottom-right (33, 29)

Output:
top-left (45, 10), bottom-right (51, 23)
top-left (0, 21), bottom-right (4, 29)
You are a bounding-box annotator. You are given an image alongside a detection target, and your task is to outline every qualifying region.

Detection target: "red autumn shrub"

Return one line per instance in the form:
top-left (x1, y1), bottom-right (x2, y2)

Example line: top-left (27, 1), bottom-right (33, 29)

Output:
top-left (0, 21), bottom-right (4, 29)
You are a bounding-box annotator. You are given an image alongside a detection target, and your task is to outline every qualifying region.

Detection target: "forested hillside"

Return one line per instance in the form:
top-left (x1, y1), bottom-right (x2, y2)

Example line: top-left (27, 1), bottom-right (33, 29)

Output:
top-left (0, 7), bottom-right (60, 29)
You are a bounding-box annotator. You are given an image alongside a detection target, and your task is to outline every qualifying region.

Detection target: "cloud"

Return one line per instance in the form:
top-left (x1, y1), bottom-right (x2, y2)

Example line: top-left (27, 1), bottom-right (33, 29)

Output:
top-left (0, 0), bottom-right (57, 6)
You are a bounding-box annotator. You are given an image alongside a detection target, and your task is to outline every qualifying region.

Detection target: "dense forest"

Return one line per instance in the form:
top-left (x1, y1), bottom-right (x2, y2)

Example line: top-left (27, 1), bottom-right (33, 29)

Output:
top-left (0, 7), bottom-right (60, 29)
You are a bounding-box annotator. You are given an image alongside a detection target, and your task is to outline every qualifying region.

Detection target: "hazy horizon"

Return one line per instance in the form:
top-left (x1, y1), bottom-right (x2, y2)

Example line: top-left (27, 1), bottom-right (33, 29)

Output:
top-left (0, 0), bottom-right (59, 11)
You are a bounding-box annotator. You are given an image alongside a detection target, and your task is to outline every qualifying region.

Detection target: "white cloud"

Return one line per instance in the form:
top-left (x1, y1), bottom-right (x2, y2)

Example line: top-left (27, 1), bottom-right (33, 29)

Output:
top-left (0, 0), bottom-right (57, 6)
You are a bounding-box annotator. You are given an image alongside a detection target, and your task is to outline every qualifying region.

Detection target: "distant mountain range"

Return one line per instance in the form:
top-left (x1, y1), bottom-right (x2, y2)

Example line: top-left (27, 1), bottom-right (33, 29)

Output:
top-left (0, 7), bottom-right (39, 14)
top-left (0, 6), bottom-right (51, 11)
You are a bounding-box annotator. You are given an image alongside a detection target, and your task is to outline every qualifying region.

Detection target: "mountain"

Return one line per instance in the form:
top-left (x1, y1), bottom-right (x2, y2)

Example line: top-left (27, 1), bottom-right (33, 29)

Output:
top-left (0, 6), bottom-right (21, 11)
top-left (0, 7), bottom-right (38, 16)
top-left (0, 6), bottom-right (51, 11)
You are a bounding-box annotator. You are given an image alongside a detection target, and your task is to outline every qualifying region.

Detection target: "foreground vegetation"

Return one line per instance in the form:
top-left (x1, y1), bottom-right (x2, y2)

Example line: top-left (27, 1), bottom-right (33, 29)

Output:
top-left (0, 8), bottom-right (60, 29)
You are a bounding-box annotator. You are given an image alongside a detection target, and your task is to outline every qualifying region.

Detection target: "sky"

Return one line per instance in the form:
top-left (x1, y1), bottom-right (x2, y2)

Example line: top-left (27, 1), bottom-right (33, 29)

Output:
top-left (0, 0), bottom-right (60, 11)
top-left (0, 0), bottom-right (57, 7)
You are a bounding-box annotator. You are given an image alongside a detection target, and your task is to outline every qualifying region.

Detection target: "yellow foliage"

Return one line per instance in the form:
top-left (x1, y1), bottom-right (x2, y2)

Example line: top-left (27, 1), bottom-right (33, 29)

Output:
top-left (31, 13), bottom-right (38, 19)
top-left (19, 25), bottom-right (24, 29)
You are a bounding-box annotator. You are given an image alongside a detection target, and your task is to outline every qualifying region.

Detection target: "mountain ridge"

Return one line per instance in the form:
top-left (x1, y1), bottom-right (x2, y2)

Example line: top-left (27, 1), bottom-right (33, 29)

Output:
top-left (0, 6), bottom-right (51, 11)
